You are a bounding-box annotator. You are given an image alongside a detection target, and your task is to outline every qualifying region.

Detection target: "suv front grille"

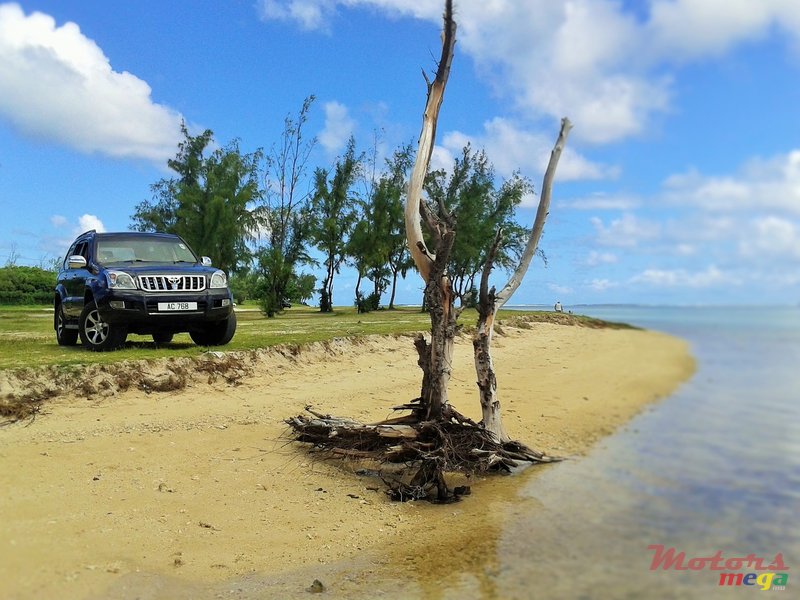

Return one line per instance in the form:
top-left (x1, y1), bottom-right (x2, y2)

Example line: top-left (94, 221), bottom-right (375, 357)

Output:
top-left (138, 275), bottom-right (206, 292)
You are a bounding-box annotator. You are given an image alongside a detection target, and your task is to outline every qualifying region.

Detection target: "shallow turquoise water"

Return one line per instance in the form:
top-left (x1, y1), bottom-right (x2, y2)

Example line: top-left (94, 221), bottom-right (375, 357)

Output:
top-left (497, 305), bottom-right (800, 598)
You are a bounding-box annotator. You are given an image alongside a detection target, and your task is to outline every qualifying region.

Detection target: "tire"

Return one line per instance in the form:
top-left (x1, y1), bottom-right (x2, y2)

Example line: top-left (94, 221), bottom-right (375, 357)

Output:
top-left (190, 311), bottom-right (237, 347)
top-left (152, 332), bottom-right (174, 345)
top-left (79, 304), bottom-right (127, 351)
top-left (55, 302), bottom-right (79, 346)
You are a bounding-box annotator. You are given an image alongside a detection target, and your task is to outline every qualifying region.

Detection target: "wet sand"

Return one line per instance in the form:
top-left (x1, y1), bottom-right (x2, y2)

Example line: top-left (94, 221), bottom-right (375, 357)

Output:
top-left (0, 323), bottom-right (694, 599)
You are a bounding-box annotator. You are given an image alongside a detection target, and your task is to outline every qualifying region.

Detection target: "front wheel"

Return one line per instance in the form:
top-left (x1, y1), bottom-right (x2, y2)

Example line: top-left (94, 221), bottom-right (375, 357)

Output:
top-left (79, 304), bottom-right (127, 351)
top-left (190, 311), bottom-right (237, 347)
top-left (55, 302), bottom-right (79, 346)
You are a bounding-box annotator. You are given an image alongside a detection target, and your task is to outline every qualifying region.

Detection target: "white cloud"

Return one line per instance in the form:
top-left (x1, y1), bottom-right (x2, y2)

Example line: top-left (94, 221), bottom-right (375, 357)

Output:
top-left (591, 213), bottom-right (661, 248)
top-left (739, 216), bottom-right (800, 261)
top-left (585, 250), bottom-right (618, 266)
top-left (50, 214), bottom-right (67, 228)
top-left (547, 282), bottom-right (573, 295)
top-left (258, 0), bottom-right (339, 32)
top-left (560, 192), bottom-right (639, 211)
top-left (257, 1), bottom-right (800, 144)
top-left (588, 278), bottom-right (617, 291)
top-left (0, 3), bottom-right (183, 161)
top-left (78, 214), bottom-right (105, 233)
top-left (437, 117), bottom-right (614, 186)
top-left (630, 265), bottom-right (741, 288)
top-left (646, 0), bottom-right (800, 61)
top-left (319, 100), bottom-right (356, 154)
top-left (663, 151), bottom-right (800, 215)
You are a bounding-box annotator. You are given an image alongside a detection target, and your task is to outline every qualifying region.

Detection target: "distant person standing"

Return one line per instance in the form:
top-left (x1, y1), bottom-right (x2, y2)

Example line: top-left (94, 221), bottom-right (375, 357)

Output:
top-left (554, 301), bottom-right (563, 312)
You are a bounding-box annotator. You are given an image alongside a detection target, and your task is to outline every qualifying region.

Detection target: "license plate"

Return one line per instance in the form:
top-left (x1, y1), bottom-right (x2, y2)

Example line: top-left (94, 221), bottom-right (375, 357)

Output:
top-left (157, 302), bottom-right (197, 311)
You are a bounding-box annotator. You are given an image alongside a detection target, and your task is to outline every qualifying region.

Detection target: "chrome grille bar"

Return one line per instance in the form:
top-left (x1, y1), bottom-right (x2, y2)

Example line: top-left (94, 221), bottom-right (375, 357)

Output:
top-left (138, 275), bottom-right (206, 292)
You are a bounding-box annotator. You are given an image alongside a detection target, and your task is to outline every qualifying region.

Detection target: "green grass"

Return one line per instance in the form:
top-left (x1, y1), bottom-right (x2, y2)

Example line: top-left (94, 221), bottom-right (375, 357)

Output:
top-left (0, 304), bottom-right (631, 371)
top-left (0, 305), bottom-right (434, 370)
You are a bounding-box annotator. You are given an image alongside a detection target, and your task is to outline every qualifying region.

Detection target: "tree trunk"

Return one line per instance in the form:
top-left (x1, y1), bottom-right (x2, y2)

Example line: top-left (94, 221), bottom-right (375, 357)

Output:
top-left (389, 268), bottom-right (398, 309)
top-left (404, 0), bottom-right (457, 420)
top-left (474, 118), bottom-right (572, 441)
top-left (473, 229), bottom-right (508, 441)
top-left (421, 270), bottom-right (456, 420)
top-left (474, 300), bottom-right (508, 442)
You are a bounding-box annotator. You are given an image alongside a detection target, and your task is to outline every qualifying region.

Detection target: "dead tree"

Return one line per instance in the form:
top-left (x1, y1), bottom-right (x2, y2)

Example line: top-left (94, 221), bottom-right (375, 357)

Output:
top-left (286, 0), bottom-right (558, 502)
top-left (404, 0), bottom-right (457, 421)
top-left (474, 118), bottom-right (573, 442)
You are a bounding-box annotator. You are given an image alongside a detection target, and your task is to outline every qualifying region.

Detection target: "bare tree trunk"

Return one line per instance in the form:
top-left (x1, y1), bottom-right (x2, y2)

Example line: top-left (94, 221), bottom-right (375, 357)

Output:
top-left (474, 118), bottom-right (572, 441)
top-left (473, 305), bottom-right (508, 441)
top-left (405, 0), bottom-right (457, 420)
top-left (420, 232), bottom-right (456, 420)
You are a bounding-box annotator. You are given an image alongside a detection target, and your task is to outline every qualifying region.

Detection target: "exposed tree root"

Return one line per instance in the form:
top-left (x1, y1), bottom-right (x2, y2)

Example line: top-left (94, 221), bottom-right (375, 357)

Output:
top-left (285, 404), bottom-right (560, 503)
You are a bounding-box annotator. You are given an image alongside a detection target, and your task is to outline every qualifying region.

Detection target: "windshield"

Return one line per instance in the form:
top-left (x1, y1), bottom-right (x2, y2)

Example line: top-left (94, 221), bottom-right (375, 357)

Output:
top-left (96, 237), bottom-right (198, 265)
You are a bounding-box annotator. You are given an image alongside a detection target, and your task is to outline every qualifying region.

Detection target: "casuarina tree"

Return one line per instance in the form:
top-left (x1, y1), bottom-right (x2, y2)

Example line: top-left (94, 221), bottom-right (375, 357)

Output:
top-left (309, 137), bottom-right (360, 312)
top-left (256, 97), bottom-right (317, 317)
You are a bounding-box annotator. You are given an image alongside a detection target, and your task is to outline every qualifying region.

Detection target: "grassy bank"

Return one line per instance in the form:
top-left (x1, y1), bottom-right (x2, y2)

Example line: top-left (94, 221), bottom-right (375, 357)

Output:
top-left (0, 304), bottom-right (632, 371)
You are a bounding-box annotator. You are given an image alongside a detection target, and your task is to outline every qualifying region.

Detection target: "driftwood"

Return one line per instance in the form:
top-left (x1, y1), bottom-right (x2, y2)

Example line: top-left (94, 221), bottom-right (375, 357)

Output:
top-left (286, 404), bottom-right (558, 503)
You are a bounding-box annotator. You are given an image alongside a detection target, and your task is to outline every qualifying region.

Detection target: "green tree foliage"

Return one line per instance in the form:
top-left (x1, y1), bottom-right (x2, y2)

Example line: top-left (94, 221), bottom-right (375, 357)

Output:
top-left (131, 123), bottom-right (264, 276)
top-left (425, 144), bottom-right (532, 303)
top-left (347, 143), bottom-right (415, 312)
top-left (375, 144), bottom-right (415, 309)
top-left (309, 138), bottom-right (360, 312)
top-left (285, 272), bottom-right (316, 305)
top-left (255, 97), bottom-right (317, 317)
top-left (0, 266), bottom-right (57, 305)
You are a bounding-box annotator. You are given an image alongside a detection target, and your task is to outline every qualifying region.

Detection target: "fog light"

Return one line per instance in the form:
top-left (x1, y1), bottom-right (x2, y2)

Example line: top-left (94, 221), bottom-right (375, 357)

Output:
top-left (221, 299), bottom-right (231, 307)
top-left (109, 300), bottom-right (125, 309)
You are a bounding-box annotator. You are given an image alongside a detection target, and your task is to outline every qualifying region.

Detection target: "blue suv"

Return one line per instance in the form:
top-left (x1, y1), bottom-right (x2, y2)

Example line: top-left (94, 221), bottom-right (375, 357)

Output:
top-left (54, 231), bottom-right (236, 351)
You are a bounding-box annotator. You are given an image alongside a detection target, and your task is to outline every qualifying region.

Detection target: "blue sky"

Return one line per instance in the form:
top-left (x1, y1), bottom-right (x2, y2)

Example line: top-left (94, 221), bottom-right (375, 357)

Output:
top-left (1, 0), bottom-right (799, 306)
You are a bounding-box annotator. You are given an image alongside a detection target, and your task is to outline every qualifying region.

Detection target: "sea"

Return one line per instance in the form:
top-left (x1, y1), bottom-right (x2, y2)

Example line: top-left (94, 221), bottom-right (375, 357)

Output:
top-left (485, 304), bottom-right (800, 599)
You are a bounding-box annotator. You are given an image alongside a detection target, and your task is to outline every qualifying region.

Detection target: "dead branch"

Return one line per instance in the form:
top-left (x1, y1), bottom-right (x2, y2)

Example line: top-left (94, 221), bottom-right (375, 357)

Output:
top-left (495, 117), bottom-right (573, 308)
top-left (405, 0), bottom-right (457, 282)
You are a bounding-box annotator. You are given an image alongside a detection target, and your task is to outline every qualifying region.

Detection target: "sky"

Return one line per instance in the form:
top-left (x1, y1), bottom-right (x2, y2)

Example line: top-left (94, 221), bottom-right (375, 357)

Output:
top-left (1, 0), bottom-right (799, 307)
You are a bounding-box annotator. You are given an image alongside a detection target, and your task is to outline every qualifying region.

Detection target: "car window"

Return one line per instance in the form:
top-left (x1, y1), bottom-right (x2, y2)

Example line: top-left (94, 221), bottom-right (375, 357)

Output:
top-left (96, 238), bottom-right (198, 264)
top-left (73, 242), bottom-right (88, 265)
top-left (64, 243), bottom-right (77, 269)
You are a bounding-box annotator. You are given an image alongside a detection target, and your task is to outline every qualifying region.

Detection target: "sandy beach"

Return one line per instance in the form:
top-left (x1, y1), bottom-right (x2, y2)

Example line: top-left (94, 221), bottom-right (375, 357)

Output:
top-left (0, 322), bottom-right (693, 599)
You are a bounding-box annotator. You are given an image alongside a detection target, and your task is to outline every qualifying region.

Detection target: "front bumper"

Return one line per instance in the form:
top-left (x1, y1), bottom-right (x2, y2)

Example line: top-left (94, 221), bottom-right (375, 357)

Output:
top-left (96, 288), bottom-right (233, 331)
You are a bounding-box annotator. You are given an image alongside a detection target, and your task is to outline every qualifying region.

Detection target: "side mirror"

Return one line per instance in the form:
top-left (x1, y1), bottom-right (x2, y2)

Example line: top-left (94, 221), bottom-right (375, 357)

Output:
top-left (68, 255), bottom-right (87, 269)
top-left (201, 256), bottom-right (213, 267)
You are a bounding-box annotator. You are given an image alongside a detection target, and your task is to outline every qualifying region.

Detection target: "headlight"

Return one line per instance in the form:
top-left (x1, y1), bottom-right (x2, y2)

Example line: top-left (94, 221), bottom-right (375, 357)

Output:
top-left (210, 270), bottom-right (227, 289)
top-left (106, 270), bottom-right (137, 289)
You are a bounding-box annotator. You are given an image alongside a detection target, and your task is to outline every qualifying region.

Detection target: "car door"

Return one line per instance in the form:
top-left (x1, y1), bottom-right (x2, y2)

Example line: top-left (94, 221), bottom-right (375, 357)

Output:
top-left (64, 241), bottom-right (89, 317)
